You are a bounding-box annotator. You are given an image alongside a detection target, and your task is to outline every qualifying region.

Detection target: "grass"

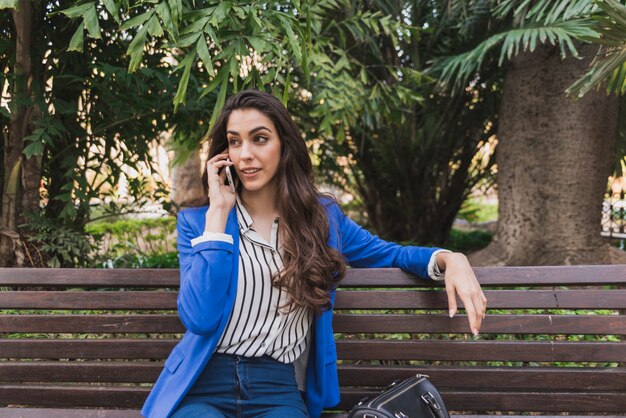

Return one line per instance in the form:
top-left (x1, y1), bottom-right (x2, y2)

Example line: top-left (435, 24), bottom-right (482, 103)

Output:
top-left (458, 197), bottom-right (498, 223)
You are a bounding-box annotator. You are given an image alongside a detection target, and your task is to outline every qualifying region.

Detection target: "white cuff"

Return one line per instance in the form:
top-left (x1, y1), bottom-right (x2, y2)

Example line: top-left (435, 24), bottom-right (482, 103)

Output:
top-left (428, 250), bottom-right (451, 281)
top-left (191, 232), bottom-right (234, 247)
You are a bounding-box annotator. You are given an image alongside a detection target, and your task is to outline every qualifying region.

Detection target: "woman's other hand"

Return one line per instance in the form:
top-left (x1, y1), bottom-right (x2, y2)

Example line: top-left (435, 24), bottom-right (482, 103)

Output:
top-left (436, 252), bottom-right (487, 335)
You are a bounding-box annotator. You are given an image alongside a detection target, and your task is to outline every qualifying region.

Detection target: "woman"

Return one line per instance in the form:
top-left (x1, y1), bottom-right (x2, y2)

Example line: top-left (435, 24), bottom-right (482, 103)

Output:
top-left (142, 90), bottom-right (486, 418)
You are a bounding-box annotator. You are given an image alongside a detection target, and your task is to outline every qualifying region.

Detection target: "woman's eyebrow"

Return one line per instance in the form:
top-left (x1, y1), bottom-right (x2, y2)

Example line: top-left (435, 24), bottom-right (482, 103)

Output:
top-left (226, 126), bottom-right (273, 135)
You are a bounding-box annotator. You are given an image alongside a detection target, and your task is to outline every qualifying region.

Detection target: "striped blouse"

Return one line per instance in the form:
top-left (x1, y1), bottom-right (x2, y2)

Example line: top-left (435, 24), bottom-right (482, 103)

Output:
top-left (214, 198), bottom-right (312, 364)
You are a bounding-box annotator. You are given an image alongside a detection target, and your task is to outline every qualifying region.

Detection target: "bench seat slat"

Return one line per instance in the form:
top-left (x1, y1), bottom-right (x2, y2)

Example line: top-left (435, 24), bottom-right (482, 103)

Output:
top-left (335, 340), bottom-right (626, 362)
top-left (0, 339), bottom-right (177, 359)
top-left (333, 314), bottom-right (626, 334)
top-left (0, 385), bottom-right (148, 408)
top-left (0, 409), bottom-right (142, 418)
top-left (337, 390), bottom-right (626, 413)
top-left (0, 292), bottom-right (177, 310)
top-left (0, 315), bottom-right (183, 333)
top-left (336, 365), bottom-right (626, 391)
top-left (1, 413), bottom-right (620, 418)
top-left (2, 385), bottom-right (625, 413)
top-left (335, 290), bottom-right (626, 309)
top-left (0, 362), bottom-right (162, 383)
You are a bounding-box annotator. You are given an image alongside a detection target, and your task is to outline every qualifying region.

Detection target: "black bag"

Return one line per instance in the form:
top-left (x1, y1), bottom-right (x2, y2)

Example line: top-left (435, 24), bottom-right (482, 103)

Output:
top-left (347, 374), bottom-right (450, 418)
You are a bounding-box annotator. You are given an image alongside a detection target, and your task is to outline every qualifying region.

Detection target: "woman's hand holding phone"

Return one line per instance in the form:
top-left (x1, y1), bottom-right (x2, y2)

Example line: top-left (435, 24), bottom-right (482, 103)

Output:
top-left (204, 152), bottom-right (236, 233)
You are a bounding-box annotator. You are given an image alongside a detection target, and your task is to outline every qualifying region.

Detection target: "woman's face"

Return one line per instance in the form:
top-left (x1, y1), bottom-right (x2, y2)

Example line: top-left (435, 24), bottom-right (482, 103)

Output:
top-left (226, 108), bottom-right (282, 195)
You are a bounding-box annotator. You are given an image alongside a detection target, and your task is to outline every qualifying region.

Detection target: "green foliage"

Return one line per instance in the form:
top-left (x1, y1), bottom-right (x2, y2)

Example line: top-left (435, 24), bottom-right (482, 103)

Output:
top-left (458, 198), bottom-right (498, 223)
top-left (434, 0), bottom-right (626, 98)
top-left (88, 216), bottom-right (177, 268)
top-left (56, 0), bottom-right (409, 139)
top-left (23, 211), bottom-right (97, 268)
top-left (444, 229), bottom-right (493, 254)
top-left (432, 1), bottom-right (600, 92)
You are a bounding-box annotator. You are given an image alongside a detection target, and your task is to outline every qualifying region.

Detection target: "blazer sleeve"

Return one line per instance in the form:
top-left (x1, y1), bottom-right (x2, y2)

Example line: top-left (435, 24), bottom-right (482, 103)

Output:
top-left (329, 202), bottom-right (440, 279)
top-left (176, 209), bottom-right (235, 335)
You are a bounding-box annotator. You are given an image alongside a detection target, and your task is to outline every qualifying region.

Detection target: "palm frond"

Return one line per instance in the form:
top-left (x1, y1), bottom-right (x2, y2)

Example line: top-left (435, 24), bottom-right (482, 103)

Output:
top-left (567, 0), bottom-right (626, 96)
top-left (432, 18), bottom-right (600, 92)
top-left (494, 0), bottom-right (596, 25)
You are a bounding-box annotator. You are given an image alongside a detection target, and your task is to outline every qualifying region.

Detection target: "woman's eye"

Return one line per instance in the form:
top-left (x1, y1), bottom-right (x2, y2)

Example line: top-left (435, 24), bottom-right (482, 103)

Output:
top-left (255, 135), bottom-right (268, 143)
top-left (228, 138), bottom-right (239, 146)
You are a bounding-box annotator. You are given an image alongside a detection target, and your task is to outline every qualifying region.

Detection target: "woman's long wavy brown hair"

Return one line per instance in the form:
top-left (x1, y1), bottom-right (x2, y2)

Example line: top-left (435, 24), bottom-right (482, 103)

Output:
top-left (199, 90), bottom-right (346, 314)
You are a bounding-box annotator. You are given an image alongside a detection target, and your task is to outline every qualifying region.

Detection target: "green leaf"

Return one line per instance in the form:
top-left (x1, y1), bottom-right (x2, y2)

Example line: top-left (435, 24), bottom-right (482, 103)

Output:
top-left (167, 0), bottom-right (182, 25)
top-left (83, 4), bottom-right (102, 39)
top-left (59, 2), bottom-right (94, 18)
top-left (155, 1), bottom-right (177, 39)
top-left (209, 2), bottom-right (232, 27)
top-left (246, 36), bottom-right (267, 53)
top-left (197, 36), bottom-right (215, 76)
top-left (126, 25), bottom-right (149, 72)
top-left (120, 10), bottom-right (153, 31)
top-left (173, 50), bottom-right (195, 111)
top-left (23, 140), bottom-right (44, 159)
top-left (0, 0), bottom-right (18, 10)
top-left (102, 0), bottom-right (120, 24)
top-left (174, 32), bottom-right (201, 48)
top-left (68, 25), bottom-right (84, 52)
top-left (276, 13), bottom-right (302, 62)
top-left (146, 14), bottom-right (164, 37)
top-left (208, 77), bottom-right (228, 134)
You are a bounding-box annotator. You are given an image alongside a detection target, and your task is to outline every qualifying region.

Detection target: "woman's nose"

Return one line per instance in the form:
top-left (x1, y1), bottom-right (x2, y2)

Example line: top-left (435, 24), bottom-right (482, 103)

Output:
top-left (240, 142), bottom-right (253, 160)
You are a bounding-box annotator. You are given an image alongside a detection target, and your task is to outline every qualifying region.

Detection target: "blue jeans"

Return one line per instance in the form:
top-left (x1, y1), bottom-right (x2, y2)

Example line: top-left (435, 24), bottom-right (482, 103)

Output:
top-left (171, 353), bottom-right (309, 418)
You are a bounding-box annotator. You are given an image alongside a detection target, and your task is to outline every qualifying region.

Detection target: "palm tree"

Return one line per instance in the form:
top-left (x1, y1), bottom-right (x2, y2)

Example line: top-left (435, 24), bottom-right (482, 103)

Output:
top-left (433, 0), bottom-right (626, 265)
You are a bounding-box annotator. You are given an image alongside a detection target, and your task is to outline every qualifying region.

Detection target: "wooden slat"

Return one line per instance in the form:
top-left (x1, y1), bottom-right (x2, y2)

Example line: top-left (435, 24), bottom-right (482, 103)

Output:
top-left (334, 340), bottom-right (626, 362)
top-left (335, 289), bottom-right (626, 309)
top-left (0, 268), bottom-right (179, 288)
top-left (0, 413), bottom-right (617, 418)
top-left (0, 291), bottom-right (177, 310)
top-left (0, 409), bottom-right (142, 418)
top-left (336, 365), bottom-right (626, 391)
top-left (0, 385), bottom-right (149, 408)
top-left (337, 390), bottom-right (626, 413)
top-left (13, 313), bottom-right (624, 336)
top-left (2, 265), bottom-right (626, 288)
top-left (3, 288), bottom-right (624, 311)
top-left (3, 386), bottom-right (623, 413)
top-left (0, 339), bottom-right (177, 360)
top-left (0, 362), bottom-right (162, 383)
top-left (0, 315), bottom-right (184, 333)
top-left (332, 314), bottom-right (626, 334)
top-left (3, 288), bottom-right (625, 310)
top-left (339, 266), bottom-right (626, 287)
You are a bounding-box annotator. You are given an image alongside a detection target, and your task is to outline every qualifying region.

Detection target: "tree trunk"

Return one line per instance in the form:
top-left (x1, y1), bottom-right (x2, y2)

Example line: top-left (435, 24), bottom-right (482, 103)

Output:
top-left (470, 44), bottom-right (626, 266)
top-left (1, 0), bottom-right (41, 267)
top-left (171, 147), bottom-right (207, 209)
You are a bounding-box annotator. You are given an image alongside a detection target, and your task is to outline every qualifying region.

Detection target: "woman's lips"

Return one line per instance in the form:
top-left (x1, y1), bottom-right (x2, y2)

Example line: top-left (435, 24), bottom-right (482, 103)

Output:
top-left (239, 168), bottom-right (261, 178)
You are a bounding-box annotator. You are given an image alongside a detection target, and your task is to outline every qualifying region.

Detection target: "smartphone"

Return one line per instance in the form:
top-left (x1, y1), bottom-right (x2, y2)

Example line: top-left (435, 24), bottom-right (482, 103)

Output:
top-left (225, 158), bottom-right (236, 194)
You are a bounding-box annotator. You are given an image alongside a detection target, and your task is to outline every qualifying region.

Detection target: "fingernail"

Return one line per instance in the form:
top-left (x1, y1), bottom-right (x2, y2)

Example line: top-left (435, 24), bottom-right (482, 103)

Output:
top-left (449, 309), bottom-right (455, 318)
top-left (472, 329), bottom-right (479, 336)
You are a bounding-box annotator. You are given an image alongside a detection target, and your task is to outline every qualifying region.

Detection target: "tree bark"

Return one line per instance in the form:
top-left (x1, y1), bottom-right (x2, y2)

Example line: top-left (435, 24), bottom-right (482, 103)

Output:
top-left (171, 147), bottom-right (206, 209)
top-left (1, 0), bottom-right (42, 267)
top-left (470, 44), bottom-right (626, 266)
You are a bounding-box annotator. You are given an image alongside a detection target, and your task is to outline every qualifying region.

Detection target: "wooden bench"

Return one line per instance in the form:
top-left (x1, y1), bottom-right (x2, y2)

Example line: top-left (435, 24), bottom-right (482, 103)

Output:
top-left (0, 265), bottom-right (625, 417)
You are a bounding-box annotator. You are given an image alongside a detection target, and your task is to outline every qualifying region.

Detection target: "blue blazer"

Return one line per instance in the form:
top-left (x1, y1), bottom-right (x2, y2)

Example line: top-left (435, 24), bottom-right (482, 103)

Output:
top-left (142, 198), bottom-right (439, 418)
